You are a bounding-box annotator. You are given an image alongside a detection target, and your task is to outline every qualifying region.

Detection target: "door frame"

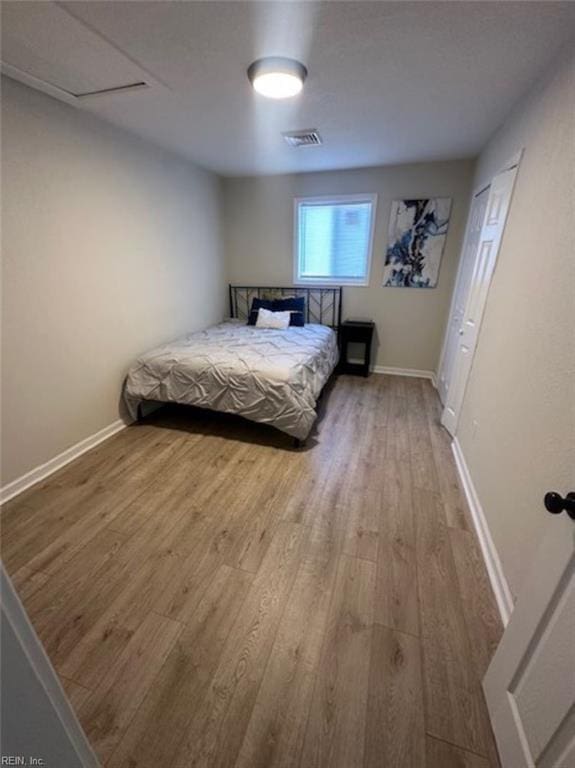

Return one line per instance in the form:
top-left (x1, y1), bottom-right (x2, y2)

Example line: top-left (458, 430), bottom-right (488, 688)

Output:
top-left (436, 181), bottom-right (490, 404)
top-left (440, 150), bottom-right (523, 435)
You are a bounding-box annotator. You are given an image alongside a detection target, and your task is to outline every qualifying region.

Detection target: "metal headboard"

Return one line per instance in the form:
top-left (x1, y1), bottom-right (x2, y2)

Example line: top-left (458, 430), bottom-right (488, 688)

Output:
top-left (229, 285), bottom-right (343, 330)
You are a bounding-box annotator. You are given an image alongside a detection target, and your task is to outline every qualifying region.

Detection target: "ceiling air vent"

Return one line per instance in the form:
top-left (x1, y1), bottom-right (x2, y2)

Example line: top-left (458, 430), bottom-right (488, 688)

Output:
top-left (282, 129), bottom-right (322, 148)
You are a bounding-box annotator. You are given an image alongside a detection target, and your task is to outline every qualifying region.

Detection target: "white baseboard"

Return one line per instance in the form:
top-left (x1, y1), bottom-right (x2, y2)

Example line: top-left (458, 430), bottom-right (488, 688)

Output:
top-left (371, 365), bottom-right (437, 388)
top-left (451, 437), bottom-right (514, 626)
top-left (0, 420), bottom-right (127, 505)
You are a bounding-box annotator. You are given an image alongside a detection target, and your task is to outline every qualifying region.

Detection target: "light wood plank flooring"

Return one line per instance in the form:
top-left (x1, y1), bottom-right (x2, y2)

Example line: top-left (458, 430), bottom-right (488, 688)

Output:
top-left (1, 374), bottom-right (503, 767)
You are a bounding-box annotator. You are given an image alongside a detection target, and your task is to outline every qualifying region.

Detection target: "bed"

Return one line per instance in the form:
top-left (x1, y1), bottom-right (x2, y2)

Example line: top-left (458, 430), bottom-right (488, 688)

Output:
top-left (123, 285), bottom-right (342, 442)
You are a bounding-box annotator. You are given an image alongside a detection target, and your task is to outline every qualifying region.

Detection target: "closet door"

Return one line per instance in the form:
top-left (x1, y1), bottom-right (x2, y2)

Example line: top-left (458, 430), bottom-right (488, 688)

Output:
top-left (441, 154), bottom-right (521, 436)
top-left (437, 186), bottom-right (488, 404)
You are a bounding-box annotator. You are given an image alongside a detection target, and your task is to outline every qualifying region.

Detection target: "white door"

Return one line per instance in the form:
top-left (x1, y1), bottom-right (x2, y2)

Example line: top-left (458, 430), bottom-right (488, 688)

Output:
top-left (1, 564), bottom-right (99, 766)
top-left (441, 156), bottom-right (521, 435)
top-left (437, 185), bottom-right (489, 404)
top-left (483, 499), bottom-right (575, 767)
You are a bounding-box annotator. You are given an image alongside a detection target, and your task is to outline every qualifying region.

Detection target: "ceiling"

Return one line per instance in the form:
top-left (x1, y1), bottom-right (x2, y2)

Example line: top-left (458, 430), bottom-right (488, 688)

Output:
top-left (2, 1), bottom-right (575, 176)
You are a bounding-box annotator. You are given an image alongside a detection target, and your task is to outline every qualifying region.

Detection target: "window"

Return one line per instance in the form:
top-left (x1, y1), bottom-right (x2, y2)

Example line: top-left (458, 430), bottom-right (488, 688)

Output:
top-left (294, 194), bottom-right (377, 285)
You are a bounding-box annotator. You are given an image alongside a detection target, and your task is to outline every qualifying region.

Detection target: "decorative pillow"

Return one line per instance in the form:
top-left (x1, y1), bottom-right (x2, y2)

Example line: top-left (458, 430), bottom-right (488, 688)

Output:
top-left (255, 308), bottom-right (291, 330)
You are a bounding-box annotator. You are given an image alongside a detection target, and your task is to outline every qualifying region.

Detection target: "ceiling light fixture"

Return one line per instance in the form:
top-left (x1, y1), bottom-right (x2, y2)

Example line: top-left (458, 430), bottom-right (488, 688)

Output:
top-left (247, 57), bottom-right (307, 99)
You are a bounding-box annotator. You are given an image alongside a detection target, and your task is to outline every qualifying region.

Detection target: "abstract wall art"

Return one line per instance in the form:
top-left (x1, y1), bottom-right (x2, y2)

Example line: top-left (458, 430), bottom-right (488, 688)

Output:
top-left (383, 198), bottom-right (452, 288)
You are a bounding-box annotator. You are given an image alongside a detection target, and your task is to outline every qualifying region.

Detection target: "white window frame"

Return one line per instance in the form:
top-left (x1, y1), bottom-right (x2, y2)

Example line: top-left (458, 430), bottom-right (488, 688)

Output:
top-left (293, 193), bottom-right (378, 286)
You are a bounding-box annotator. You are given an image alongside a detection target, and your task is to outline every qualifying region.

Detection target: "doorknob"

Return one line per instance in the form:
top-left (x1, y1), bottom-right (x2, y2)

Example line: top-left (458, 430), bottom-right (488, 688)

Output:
top-left (544, 491), bottom-right (575, 520)
top-left (458, 328), bottom-right (464, 336)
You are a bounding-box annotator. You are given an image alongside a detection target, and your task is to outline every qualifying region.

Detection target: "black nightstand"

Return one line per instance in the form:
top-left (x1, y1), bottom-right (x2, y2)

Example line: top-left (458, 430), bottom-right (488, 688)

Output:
top-left (338, 320), bottom-right (375, 377)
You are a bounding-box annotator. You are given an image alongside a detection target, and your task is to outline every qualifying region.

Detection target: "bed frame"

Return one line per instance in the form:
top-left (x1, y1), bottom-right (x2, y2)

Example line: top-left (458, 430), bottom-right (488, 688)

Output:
top-left (229, 284), bottom-right (343, 330)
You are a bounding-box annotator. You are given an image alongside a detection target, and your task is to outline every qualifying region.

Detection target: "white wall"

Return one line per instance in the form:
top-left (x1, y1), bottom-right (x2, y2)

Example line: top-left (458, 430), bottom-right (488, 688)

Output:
top-left (456, 47), bottom-right (575, 600)
top-left (1, 77), bottom-right (225, 486)
top-left (223, 160), bottom-right (474, 372)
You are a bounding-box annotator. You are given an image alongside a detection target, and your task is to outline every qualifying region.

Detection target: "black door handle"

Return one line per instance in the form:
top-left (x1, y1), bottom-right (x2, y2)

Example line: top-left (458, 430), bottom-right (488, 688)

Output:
top-left (544, 491), bottom-right (575, 520)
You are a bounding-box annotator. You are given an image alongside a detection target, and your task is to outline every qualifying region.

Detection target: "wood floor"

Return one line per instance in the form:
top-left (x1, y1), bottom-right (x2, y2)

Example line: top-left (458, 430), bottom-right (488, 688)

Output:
top-left (1, 374), bottom-right (503, 768)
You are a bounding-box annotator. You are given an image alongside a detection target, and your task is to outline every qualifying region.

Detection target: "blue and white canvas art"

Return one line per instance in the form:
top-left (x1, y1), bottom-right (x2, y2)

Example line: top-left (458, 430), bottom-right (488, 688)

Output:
top-left (383, 198), bottom-right (452, 288)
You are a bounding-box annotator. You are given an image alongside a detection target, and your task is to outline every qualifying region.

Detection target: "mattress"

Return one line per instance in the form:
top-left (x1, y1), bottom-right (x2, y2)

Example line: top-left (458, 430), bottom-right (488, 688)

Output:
top-left (123, 320), bottom-right (339, 439)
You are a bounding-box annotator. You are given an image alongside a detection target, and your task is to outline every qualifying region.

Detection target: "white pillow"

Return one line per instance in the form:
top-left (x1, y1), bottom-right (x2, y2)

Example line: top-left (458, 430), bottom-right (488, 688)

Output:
top-left (255, 307), bottom-right (291, 330)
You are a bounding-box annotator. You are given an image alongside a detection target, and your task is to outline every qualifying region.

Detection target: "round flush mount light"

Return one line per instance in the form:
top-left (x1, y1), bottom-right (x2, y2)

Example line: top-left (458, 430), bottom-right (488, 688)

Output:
top-left (247, 57), bottom-right (307, 99)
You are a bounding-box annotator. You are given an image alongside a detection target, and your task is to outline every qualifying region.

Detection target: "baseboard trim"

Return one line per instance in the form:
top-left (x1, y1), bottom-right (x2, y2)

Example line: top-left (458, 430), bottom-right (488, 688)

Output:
top-left (451, 437), bottom-right (514, 626)
top-left (371, 365), bottom-right (437, 388)
top-left (0, 420), bottom-right (128, 505)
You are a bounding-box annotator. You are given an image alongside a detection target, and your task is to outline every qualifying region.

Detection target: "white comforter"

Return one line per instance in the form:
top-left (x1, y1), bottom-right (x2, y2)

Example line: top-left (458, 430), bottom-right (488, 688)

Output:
top-left (123, 321), bottom-right (339, 439)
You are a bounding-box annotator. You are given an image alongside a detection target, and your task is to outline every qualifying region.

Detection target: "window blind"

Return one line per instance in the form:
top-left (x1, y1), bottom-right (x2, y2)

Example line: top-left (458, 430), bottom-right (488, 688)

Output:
top-left (296, 198), bottom-right (374, 284)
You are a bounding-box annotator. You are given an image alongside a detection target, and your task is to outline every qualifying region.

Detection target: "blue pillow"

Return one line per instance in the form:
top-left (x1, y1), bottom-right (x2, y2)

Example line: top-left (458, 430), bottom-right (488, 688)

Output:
top-left (288, 312), bottom-right (305, 327)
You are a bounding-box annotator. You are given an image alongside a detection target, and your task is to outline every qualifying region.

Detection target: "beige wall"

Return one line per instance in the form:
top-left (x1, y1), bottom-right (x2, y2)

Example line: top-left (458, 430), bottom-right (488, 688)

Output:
top-left (223, 160), bottom-right (474, 371)
top-left (456, 47), bottom-right (575, 599)
top-left (1, 77), bottom-right (225, 486)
